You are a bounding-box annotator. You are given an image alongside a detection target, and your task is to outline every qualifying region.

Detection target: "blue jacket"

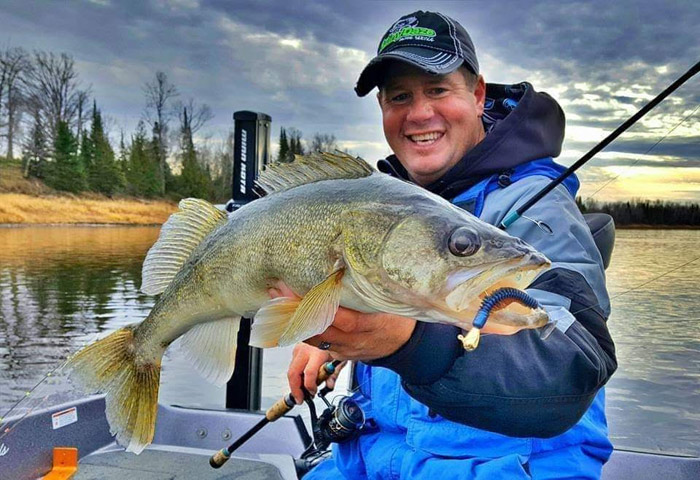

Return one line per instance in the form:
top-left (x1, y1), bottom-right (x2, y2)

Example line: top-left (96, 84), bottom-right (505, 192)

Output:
top-left (306, 83), bottom-right (616, 479)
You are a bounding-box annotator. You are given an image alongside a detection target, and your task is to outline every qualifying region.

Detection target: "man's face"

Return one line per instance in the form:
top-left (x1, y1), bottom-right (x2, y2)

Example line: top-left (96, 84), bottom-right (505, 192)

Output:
top-left (378, 63), bottom-right (486, 186)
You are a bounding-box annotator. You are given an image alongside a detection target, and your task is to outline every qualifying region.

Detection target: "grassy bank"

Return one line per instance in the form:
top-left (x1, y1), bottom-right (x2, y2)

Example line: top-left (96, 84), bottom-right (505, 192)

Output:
top-left (1, 158), bottom-right (177, 224)
top-left (0, 193), bottom-right (177, 225)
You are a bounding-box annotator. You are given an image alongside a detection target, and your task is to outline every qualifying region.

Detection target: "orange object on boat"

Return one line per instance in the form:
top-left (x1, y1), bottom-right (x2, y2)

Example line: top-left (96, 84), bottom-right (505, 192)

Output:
top-left (42, 447), bottom-right (78, 479)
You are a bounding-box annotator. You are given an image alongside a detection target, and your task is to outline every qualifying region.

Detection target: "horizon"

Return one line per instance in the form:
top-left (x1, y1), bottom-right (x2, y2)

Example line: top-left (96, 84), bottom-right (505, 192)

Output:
top-left (0, 0), bottom-right (698, 203)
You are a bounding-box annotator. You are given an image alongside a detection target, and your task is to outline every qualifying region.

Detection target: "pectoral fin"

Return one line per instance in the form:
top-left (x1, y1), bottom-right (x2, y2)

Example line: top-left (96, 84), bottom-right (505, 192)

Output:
top-left (250, 297), bottom-right (301, 348)
top-left (273, 269), bottom-right (344, 347)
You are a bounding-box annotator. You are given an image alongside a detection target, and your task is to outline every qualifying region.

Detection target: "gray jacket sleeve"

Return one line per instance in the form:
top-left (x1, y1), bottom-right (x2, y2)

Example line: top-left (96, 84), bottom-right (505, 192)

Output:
top-left (371, 177), bottom-right (617, 438)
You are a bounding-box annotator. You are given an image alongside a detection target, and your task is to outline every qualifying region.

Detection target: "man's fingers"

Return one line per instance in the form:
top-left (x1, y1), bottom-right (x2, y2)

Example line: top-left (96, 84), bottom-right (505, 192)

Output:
top-left (325, 375), bottom-right (336, 389)
top-left (303, 363), bottom-right (320, 397)
top-left (287, 347), bottom-right (310, 404)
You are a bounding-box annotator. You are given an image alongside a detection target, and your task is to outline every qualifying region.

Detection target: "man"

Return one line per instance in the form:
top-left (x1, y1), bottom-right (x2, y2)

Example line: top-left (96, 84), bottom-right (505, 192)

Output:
top-left (278, 10), bottom-right (617, 479)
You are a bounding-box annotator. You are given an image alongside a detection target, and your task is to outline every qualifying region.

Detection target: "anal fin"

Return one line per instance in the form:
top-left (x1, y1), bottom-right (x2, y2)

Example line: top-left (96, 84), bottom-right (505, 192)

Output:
top-left (179, 316), bottom-right (241, 386)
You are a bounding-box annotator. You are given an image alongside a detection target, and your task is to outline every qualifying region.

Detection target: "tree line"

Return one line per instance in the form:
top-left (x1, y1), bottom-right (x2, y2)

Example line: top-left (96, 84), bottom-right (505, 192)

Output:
top-left (0, 46), bottom-right (346, 203)
top-left (577, 198), bottom-right (700, 227)
top-left (0, 46), bottom-right (234, 200)
top-left (276, 127), bottom-right (339, 163)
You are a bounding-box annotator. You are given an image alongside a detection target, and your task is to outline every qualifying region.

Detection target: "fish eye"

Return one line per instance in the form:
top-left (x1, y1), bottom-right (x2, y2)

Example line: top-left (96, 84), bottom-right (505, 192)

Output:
top-left (448, 227), bottom-right (481, 257)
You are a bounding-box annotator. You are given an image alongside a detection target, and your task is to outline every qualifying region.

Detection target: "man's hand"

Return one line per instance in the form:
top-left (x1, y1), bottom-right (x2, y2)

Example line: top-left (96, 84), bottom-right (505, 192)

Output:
top-left (269, 280), bottom-right (417, 402)
top-left (287, 343), bottom-right (339, 404)
top-left (268, 280), bottom-right (416, 361)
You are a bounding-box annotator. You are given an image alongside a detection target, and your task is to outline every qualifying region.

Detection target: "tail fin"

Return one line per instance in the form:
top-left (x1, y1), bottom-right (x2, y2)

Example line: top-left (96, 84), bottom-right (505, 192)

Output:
top-left (66, 326), bottom-right (160, 454)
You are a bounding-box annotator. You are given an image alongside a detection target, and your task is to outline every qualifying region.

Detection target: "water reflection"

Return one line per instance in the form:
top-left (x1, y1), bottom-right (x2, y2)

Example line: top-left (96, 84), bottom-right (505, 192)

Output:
top-left (0, 227), bottom-right (159, 408)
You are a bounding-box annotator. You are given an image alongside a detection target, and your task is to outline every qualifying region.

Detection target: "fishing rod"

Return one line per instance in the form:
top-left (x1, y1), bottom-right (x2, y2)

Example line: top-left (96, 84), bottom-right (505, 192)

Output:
top-left (209, 359), bottom-right (343, 469)
top-left (500, 60), bottom-right (700, 230)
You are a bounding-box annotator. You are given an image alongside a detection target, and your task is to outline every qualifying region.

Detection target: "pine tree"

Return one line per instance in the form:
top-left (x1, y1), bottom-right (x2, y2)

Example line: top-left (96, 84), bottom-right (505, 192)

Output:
top-left (22, 111), bottom-right (49, 179)
top-left (118, 131), bottom-right (129, 176)
top-left (79, 128), bottom-right (93, 180)
top-left (126, 121), bottom-right (161, 197)
top-left (45, 120), bottom-right (85, 192)
top-left (177, 106), bottom-right (210, 198)
top-left (86, 103), bottom-right (125, 196)
top-left (277, 127), bottom-right (290, 163)
top-left (287, 128), bottom-right (304, 159)
top-left (148, 124), bottom-right (167, 195)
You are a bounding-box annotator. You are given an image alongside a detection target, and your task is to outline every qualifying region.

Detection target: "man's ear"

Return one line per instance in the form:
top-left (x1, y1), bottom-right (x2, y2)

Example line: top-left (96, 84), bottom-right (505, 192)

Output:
top-left (474, 74), bottom-right (486, 116)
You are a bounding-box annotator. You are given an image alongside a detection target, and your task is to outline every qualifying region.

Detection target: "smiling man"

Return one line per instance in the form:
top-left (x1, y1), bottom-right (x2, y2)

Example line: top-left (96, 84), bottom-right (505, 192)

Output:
top-left (285, 10), bottom-right (617, 479)
top-left (376, 62), bottom-right (486, 186)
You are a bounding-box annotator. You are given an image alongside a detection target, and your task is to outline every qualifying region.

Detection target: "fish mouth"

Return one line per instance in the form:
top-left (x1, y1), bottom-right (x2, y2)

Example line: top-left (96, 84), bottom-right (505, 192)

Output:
top-left (443, 253), bottom-right (550, 328)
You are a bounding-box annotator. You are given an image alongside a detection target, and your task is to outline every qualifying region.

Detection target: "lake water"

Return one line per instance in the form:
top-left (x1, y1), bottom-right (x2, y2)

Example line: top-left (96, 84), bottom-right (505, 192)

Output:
top-left (0, 226), bottom-right (698, 456)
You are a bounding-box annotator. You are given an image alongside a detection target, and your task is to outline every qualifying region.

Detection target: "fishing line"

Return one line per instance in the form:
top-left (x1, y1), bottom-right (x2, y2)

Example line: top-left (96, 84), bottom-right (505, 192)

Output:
top-left (548, 255), bottom-right (699, 324)
top-left (500, 60), bottom-right (700, 230)
top-left (0, 331), bottom-right (101, 441)
top-left (585, 102), bottom-right (700, 200)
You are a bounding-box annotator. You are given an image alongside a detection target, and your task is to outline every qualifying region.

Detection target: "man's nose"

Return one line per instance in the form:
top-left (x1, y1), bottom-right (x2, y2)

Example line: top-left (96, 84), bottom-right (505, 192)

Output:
top-left (406, 94), bottom-right (434, 123)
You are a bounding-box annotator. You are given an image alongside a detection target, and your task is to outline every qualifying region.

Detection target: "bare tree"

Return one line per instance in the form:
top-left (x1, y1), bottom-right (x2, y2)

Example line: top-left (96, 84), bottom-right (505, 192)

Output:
top-left (21, 94), bottom-right (48, 177)
top-left (174, 98), bottom-right (213, 135)
top-left (0, 47), bottom-right (29, 159)
top-left (143, 71), bottom-right (179, 194)
top-left (22, 51), bottom-right (84, 146)
top-left (310, 132), bottom-right (337, 153)
top-left (75, 90), bottom-right (91, 148)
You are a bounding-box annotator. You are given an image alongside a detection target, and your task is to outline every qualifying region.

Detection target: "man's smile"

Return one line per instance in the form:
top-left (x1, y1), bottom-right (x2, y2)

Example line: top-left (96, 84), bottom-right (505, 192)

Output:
top-left (406, 131), bottom-right (445, 145)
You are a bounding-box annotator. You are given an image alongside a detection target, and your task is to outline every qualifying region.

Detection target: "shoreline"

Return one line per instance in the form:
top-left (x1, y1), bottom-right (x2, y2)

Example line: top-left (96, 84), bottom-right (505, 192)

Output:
top-left (0, 222), bottom-right (166, 228)
top-left (0, 193), bottom-right (177, 225)
top-left (1, 194), bottom-right (697, 229)
top-left (2, 222), bottom-right (698, 231)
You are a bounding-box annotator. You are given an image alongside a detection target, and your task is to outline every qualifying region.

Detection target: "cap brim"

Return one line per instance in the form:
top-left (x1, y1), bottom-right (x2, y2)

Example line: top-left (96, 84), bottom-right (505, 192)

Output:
top-left (355, 47), bottom-right (463, 97)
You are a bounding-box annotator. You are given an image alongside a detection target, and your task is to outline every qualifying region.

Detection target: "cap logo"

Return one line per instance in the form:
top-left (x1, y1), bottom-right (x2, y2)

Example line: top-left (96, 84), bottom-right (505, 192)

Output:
top-left (380, 17), bottom-right (436, 53)
top-left (388, 16), bottom-right (418, 33)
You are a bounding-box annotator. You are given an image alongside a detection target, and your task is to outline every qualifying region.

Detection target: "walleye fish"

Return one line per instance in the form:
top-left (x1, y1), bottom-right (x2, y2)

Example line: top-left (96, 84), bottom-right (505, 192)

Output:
top-left (66, 152), bottom-right (551, 454)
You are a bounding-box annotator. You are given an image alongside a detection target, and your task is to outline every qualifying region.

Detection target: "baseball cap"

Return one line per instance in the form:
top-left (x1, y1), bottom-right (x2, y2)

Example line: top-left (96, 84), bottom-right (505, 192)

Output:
top-left (355, 11), bottom-right (479, 97)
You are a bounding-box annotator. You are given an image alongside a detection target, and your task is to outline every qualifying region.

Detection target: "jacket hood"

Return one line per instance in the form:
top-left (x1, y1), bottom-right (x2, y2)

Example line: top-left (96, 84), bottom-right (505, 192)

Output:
top-left (377, 82), bottom-right (565, 199)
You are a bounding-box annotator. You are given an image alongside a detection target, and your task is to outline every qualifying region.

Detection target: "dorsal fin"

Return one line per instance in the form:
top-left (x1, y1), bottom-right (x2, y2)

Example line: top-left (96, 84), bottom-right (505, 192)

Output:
top-left (256, 151), bottom-right (374, 195)
top-left (141, 198), bottom-right (228, 296)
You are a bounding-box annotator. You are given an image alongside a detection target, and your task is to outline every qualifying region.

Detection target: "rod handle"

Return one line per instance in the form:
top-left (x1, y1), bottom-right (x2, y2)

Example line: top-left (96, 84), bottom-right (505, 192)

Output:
top-left (316, 361), bottom-right (339, 384)
top-left (265, 393), bottom-right (296, 421)
top-left (209, 448), bottom-right (231, 468)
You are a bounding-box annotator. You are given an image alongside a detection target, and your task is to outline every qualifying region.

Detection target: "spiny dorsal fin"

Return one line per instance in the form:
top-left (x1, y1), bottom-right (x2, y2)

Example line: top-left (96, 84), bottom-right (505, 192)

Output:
top-left (256, 151), bottom-right (374, 195)
top-left (141, 198), bottom-right (227, 296)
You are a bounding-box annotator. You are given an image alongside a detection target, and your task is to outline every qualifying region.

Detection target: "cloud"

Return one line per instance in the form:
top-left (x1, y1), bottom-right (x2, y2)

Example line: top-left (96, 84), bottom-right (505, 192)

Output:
top-left (0, 0), bottom-right (697, 201)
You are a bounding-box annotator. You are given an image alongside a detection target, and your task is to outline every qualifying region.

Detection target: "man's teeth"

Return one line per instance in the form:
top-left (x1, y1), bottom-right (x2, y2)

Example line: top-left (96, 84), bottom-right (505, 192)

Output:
top-left (409, 132), bottom-right (442, 144)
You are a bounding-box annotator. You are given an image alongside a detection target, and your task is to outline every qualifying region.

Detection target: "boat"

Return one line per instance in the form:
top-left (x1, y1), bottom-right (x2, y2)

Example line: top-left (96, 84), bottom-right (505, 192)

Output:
top-left (2, 385), bottom-right (699, 479)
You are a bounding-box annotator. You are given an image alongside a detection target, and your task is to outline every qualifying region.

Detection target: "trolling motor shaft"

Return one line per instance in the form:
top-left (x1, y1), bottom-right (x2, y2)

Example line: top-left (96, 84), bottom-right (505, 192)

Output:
top-left (209, 360), bottom-right (342, 469)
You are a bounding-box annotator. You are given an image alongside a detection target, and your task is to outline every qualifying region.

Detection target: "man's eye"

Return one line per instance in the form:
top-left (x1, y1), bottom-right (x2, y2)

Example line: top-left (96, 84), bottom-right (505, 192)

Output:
top-left (391, 93), bottom-right (410, 103)
top-left (429, 87), bottom-right (447, 95)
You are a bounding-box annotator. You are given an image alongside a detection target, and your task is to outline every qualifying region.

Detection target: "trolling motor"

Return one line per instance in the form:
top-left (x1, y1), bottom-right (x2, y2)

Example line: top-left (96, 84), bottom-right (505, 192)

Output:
top-left (209, 360), bottom-right (365, 470)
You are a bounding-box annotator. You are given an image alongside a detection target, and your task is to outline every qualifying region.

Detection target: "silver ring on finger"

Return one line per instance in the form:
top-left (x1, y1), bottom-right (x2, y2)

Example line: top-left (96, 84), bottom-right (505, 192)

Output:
top-left (318, 341), bottom-right (331, 351)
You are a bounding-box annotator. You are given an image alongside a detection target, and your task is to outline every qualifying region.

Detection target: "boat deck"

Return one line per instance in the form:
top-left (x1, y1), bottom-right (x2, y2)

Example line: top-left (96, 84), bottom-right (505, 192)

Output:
top-left (2, 396), bottom-right (699, 479)
top-left (75, 446), bottom-right (294, 479)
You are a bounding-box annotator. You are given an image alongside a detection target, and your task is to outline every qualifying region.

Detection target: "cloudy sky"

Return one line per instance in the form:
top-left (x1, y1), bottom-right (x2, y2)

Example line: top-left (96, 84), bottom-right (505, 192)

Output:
top-left (1, 0), bottom-right (698, 202)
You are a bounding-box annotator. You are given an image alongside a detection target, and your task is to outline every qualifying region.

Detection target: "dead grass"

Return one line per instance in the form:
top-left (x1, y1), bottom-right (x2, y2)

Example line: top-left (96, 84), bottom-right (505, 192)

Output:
top-left (0, 193), bottom-right (177, 224)
top-left (0, 158), bottom-right (54, 195)
top-left (0, 158), bottom-right (178, 224)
